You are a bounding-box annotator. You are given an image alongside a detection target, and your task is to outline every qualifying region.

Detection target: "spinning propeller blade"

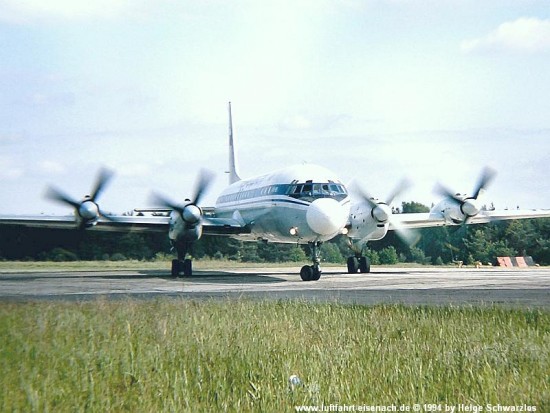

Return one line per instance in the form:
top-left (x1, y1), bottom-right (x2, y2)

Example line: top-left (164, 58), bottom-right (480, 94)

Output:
top-left (352, 178), bottom-right (417, 245)
top-left (89, 168), bottom-right (114, 202)
top-left (385, 178), bottom-right (412, 205)
top-left (434, 167), bottom-right (497, 224)
top-left (44, 168), bottom-right (116, 226)
top-left (45, 187), bottom-right (81, 209)
top-left (192, 169), bottom-right (215, 205)
top-left (151, 169), bottom-right (215, 224)
top-left (150, 193), bottom-right (184, 215)
top-left (472, 166), bottom-right (496, 200)
top-left (435, 167), bottom-right (497, 202)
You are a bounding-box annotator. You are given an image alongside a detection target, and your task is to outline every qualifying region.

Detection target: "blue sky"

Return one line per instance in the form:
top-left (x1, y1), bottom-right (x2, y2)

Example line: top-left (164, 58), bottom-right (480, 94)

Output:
top-left (1, 0), bottom-right (549, 214)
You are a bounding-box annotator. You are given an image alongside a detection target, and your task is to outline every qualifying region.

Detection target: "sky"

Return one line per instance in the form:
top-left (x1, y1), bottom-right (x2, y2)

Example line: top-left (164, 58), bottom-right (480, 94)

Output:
top-left (1, 0), bottom-right (549, 215)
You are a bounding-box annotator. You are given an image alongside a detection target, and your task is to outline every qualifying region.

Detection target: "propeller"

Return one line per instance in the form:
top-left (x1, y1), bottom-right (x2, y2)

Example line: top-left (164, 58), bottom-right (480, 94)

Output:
top-left (352, 178), bottom-right (419, 245)
top-left (434, 167), bottom-right (496, 222)
top-left (151, 169), bottom-right (215, 226)
top-left (45, 168), bottom-right (116, 227)
top-left (352, 178), bottom-right (411, 221)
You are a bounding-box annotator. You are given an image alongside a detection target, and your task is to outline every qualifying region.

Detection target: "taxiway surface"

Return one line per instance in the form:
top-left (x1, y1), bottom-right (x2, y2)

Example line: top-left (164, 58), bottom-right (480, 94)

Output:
top-left (1, 266), bottom-right (549, 307)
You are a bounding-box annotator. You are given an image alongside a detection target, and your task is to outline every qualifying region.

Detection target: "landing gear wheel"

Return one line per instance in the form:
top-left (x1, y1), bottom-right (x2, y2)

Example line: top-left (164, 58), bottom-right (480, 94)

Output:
top-left (183, 259), bottom-right (192, 276)
top-left (359, 256), bottom-right (370, 273)
top-left (311, 266), bottom-right (321, 281)
top-left (300, 265), bottom-right (313, 281)
top-left (300, 265), bottom-right (321, 281)
top-left (347, 256), bottom-right (359, 274)
top-left (171, 259), bottom-right (180, 277)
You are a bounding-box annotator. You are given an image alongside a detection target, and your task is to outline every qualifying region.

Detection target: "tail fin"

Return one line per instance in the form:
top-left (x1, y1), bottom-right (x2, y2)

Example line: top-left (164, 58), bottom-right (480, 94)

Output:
top-left (228, 102), bottom-right (241, 184)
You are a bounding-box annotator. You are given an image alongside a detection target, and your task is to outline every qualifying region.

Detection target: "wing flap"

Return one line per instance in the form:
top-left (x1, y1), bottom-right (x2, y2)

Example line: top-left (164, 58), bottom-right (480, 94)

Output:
top-left (202, 217), bottom-right (251, 236)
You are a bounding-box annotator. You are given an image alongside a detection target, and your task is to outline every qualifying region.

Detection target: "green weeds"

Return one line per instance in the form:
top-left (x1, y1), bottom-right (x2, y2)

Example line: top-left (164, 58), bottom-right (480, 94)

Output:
top-left (0, 301), bottom-right (548, 412)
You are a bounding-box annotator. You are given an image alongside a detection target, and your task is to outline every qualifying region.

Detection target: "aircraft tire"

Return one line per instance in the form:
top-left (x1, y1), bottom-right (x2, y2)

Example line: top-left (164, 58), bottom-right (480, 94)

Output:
top-left (359, 256), bottom-right (370, 273)
top-left (300, 265), bottom-right (313, 281)
top-left (171, 259), bottom-right (180, 277)
top-left (183, 259), bottom-right (192, 276)
top-left (311, 266), bottom-right (321, 281)
top-left (347, 257), bottom-right (359, 274)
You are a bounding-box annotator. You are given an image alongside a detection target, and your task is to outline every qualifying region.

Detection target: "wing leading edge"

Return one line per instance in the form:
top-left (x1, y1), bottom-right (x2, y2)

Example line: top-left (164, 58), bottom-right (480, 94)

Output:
top-left (389, 208), bottom-right (550, 230)
top-left (0, 214), bottom-right (250, 236)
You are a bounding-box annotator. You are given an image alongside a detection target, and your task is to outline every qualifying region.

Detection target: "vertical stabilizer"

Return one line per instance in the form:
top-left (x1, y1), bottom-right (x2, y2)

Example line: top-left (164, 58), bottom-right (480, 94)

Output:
top-left (228, 102), bottom-right (241, 184)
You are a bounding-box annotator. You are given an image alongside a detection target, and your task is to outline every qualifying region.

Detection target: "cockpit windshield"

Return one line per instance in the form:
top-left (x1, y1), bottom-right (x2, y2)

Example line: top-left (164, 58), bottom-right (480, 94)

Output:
top-left (287, 181), bottom-right (348, 202)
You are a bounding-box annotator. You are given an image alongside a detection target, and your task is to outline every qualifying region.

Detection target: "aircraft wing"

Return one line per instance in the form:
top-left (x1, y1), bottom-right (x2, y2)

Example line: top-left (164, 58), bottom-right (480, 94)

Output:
top-left (388, 213), bottom-right (443, 230)
top-left (389, 209), bottom-right (550, 230)
top-left (0, 214), bottom-right (250, 236)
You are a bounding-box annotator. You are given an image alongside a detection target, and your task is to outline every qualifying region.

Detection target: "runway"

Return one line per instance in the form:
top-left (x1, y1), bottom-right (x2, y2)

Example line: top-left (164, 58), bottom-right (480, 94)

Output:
top-left (1, 266), bottom-right (549, 307)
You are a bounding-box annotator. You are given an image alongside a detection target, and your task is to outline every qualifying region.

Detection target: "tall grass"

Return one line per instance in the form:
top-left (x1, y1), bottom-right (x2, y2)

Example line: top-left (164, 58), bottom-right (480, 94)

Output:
top-left (1, 300), bottom-right (548, 412)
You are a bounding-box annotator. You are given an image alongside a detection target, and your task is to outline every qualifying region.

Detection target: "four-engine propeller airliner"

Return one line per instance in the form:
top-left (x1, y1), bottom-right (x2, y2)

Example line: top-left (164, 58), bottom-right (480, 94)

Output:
top-left (2, 103), bottom-right (550, 280)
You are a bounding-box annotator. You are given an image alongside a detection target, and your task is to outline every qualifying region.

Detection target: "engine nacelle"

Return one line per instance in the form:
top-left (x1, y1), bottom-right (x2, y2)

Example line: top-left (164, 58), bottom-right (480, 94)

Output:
top-left (431, 195), bottom-right (484, 225)
top-left (348, 201), bottom-right (389, 242)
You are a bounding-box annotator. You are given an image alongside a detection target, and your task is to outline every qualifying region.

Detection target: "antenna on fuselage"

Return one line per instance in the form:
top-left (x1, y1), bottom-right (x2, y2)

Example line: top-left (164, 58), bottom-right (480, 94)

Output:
top-left (227, 101), bottom-right (241, 184)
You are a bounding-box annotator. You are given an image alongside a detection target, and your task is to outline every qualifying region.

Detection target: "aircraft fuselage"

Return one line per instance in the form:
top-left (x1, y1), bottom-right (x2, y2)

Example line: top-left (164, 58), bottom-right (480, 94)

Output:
top-left (214, 164), bottom-right (351, 244)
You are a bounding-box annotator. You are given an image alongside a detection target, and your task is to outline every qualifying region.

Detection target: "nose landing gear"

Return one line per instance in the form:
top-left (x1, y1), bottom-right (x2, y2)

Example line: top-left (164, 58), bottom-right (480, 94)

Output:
top-left (300, 241), bottom-right (322, 281)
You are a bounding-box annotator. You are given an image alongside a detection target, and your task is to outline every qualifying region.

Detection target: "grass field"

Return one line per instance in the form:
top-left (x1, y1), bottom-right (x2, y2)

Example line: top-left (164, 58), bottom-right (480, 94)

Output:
top-left (0, 300), bottom-right (548, 412)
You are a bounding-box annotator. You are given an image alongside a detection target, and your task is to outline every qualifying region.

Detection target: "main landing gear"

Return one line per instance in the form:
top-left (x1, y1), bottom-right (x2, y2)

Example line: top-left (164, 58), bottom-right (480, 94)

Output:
top-left (172, 258), bottom-right (192, 277)
top-left (300, 242), bottom-right (322, 281)
top-left (346, 255), bottom-right (371, 274)
top-left (171, 241), bottom-right (193, 277)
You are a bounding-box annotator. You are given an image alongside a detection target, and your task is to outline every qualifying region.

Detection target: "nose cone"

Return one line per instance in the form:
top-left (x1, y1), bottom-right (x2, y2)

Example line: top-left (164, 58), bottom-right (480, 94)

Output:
top-left (461, 199), bottom-right (480, 217)
top-left (183, 204), bottom-right (201, 224)
top-left (306, 198), bottom-right (348, 236)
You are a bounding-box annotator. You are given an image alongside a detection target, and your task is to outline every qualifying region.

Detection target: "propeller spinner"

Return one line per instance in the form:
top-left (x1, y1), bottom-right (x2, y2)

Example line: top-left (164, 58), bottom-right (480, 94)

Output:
top-left (45, 168), bottom-right (115, 228)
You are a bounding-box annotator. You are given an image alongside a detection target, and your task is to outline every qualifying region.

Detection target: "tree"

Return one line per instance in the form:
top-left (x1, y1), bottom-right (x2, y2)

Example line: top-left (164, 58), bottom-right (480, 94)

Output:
top-left (418, 227), bottom-right (452, 264)
top-left (320, 242), bottom-right (344, 263)
top-left (401, 201), bottom-right (430, 213)
top-left (409, 246), bottom-right (430, 265)
top-left (365, 249), bottom-right (380, 265)
top-left (463, 229), bottom-right (493, 263)
top-left (379, 246), bottom-right (399, 264)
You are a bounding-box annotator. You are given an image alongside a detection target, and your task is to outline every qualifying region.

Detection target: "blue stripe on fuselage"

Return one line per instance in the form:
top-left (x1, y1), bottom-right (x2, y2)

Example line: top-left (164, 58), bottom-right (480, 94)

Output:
top-left (214, 195), bottom-right (350, 212)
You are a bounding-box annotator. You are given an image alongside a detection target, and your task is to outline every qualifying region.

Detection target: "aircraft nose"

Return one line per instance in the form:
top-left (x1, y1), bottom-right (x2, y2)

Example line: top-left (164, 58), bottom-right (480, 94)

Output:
top-left (306, 198), bottom-right (348, 236)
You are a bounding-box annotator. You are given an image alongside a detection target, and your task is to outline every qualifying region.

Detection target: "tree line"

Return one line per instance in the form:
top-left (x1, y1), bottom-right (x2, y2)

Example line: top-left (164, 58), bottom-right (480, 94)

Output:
top-left (1, 201), bottom-right (549, 265)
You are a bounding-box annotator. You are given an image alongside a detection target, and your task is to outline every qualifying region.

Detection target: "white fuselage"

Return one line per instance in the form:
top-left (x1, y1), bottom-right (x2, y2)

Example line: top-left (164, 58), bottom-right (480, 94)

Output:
top-left (214, 164), bottom-right (351, 244)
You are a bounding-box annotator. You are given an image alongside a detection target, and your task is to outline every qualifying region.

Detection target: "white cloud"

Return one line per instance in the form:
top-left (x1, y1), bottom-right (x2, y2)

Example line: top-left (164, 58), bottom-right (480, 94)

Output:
top-left (38, 160), bottom-right (65, 175)
top-left (0, 0), bottom-right (145, 23)
top-left (461, 17), bottom-right (550, 54)
top-left (0, 134), bottom-right (22, 143)
top-left (115, 162), bottom-right (152, 178)
top-left (0, 156), bottom-right (24, 179)
top-left (279, 115), bottom-right (313, 131)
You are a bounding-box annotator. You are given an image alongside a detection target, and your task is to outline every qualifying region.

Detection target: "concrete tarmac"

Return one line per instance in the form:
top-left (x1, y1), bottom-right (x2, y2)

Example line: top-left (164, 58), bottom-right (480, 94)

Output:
top-left (1, 266), bottom-right (549, 307)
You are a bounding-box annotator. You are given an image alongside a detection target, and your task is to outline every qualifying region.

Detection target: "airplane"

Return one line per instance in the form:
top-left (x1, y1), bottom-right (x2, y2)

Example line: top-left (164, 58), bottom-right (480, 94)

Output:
top-left (2, 102), bottom-right (550, 281)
